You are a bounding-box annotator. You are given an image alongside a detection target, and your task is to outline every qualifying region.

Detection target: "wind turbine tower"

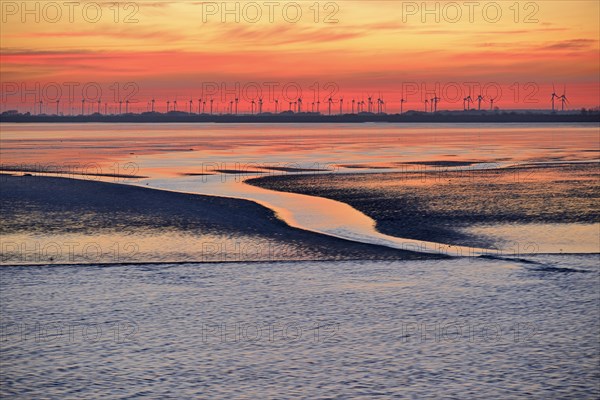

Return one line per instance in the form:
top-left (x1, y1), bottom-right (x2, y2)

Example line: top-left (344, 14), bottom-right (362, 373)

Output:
top-left (476, 94), bottom-right (484, 111)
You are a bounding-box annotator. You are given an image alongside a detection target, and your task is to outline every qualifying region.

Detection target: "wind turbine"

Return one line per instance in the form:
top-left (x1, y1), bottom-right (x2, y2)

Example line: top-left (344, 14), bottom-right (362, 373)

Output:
top-left (316, 100), bottom-right (320, 113)
top-left (166, 100), bottom-right (170, 112)
top-left (367, 96), bottom-right (373, 113)
top-left (476, 94), bottom-right (485, 111)
top-left (298, 97), bottom-right (302, 113)
top-left (229, 100), bottom-right (234, 114)
top-left (189, 98), bottom-right (193, 114)
top-left (235, 98), bottom-right (239, 115)
top-left (351, 99), bottom-right (355, 114)
top-left (119, 100), bottom-right (123, 114)
top-left (81, 98), bottom-right (85, 115)
top-left (400, 98), bottom-right (406, 114)
top-left (430, 97), bottom-right (435, 112)
top-left (98, 98), bottom-right (102, 114)
top-left (432, 95), bottom-right (440, 112)
top-left (551, 84), bottom-right (559, 112)
top-left (328, 97), bottom-right (333, 115)
top-left (339, 98), bottom-right (343, 115)
top-left (173, 99), bottom-right (177, 112)
top-left (424, 99), bottom-right (429, 112)
top-left (56, 99), bottom-right (60, 115)
top-left (252, 99), bottom-right (256, 114)
top-left (489, 97), bottom-right (497, 110)
top-left (559, 86), bottom-right (568, 111)
top-left (126, 99), bottom-right (130, 114)
top-left (274, 98), bottom-right (279, 113)
top-left (464, 95), bottom-right (473, 111)
top-left (210, 98), bottom-right (213, 114)
top-left (151, 98), bottom-right (155, 113)
top-left (258, 97), bottom-right (263, 114)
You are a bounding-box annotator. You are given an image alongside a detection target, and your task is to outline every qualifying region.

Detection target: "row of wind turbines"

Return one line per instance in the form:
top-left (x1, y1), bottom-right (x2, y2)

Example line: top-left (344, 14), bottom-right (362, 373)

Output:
top-left (23, 87), bottom-right (570, 116)
top-left (159, 95), bottom-right (388, 115)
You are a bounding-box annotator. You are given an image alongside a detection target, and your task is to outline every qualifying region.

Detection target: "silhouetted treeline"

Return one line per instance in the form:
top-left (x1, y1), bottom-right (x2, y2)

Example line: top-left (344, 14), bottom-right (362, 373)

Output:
top-left (2, 110), bottom-right (599, 123)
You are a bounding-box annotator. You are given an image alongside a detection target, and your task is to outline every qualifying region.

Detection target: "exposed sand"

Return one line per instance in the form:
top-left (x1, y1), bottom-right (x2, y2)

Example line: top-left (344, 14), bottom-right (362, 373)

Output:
top-left (0, 175), bottom-right (441, 264)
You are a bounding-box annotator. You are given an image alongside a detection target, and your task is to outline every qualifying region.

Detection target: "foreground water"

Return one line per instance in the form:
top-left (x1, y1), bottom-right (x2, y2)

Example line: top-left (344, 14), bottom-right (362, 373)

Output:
top-left (1, 256), bottom-right (599, 398)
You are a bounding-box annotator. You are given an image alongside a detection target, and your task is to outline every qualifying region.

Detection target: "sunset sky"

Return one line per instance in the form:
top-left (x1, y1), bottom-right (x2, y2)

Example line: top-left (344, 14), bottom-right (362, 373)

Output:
top-left (1, 0), bottom-right (599, 113)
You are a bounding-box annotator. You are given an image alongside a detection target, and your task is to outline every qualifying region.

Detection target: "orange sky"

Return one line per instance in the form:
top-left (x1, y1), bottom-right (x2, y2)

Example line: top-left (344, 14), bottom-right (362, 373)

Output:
top-left (1, 0), bottom-right (599, 113)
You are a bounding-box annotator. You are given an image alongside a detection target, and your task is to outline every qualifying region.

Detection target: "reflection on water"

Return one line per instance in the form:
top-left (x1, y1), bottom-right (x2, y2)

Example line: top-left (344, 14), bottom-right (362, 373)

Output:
top-left (2, 123), bottom-right (598, 172)
top-left (140, 175), bottom-right (490, 257)
top-left (1, 124), bottom-right (599, 398)
top-left (1, 123), bottom-right (598, 256)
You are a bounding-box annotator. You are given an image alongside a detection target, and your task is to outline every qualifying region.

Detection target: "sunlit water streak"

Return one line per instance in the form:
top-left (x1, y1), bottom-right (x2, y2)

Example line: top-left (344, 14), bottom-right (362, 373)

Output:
top-left (141, 161), bottom-right (599, 257)
top-left (139, 173), bottom-right (491, 257)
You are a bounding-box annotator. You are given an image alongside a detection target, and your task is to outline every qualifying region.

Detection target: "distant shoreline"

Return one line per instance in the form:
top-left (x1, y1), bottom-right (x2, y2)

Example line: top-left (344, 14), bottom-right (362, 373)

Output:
top-left (2, 110), bottom-right (599, 123)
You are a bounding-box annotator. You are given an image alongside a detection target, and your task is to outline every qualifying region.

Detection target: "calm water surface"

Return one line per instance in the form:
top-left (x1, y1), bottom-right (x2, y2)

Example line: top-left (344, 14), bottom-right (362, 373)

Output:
top-left (1, 256), bottom-right (599, 398)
